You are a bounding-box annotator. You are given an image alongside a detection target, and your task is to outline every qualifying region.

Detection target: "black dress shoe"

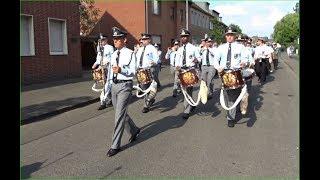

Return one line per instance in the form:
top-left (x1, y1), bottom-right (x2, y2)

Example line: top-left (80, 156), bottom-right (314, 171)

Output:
top-left (207, 95), bottom-right (213, 100)
top-left (129, 128), bottom-right (141, 143)
top-left (182, 113), bottom-right (190, 119)
top-left (97, 104), bottom-right (107, 110)
top-left (172, 90), bottom-right (177, 97)
top-left (228, 120), bottom-right (235, 128)
top-left (107, 148), bottom-right (120, 157)
top-left (149, 99), bottom-right (155, 106)
top-left (142, 107), bottom-right (150, 113)
top-left (190, 106), bottom-right (196, 112)
top-left (105, 102), bottom-right (113, 108)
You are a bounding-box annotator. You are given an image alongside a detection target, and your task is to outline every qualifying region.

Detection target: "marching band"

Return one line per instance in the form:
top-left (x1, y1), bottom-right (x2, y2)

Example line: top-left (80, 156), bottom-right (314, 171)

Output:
top-left (91, 26), bottom-right (281, 157)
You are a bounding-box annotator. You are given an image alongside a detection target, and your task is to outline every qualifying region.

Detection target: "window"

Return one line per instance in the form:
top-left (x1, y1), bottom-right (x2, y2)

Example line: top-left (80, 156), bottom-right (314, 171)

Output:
top-left (180, 9), bottom-right (184, 22)
top-left (193, 12), bottom-right (196, 25)
top-left (202, 15), bottom-right (205, 28)
top-left (153, 0), bottom-right (160, 15)
top-left (170, 7), bottom-right (175, 20)
top-left (48, 18), bottom-right (68, 55)
top-left (195, 13), bottom-right (198, 26)
top-left (21, 14), bottom-right (35, 56)
top-left (209, 21), bottom-right (213, 30)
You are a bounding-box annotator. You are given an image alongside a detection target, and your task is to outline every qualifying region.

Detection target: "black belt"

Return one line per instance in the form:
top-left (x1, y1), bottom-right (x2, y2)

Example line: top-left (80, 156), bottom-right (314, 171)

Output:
top-left (202, 65), bottom-right (212, 66)
top-left (113, 80), bottom-right (133, 84)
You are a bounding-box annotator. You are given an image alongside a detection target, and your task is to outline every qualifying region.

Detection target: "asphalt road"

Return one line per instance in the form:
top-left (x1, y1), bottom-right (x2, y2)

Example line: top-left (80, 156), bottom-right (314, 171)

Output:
top-left (21, 56), bottom-right (299, 178)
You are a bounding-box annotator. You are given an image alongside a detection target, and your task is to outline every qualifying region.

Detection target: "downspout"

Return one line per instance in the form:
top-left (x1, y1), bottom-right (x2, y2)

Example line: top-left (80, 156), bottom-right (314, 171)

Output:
top-left (186, 0), bottom-right (188, 30)
top-left (145, 0), bottom-right (148, 33)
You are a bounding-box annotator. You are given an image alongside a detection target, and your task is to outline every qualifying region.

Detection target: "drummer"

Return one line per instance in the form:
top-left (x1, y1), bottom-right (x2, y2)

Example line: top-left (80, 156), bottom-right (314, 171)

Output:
top-left (236, 34), bottom-right (255, 115)
top-left (135, 33), bottom-right (159, 113)
top-left (200, 36), bottom-right (217, 100)
top-left (213, 26), bottom-right (248, 127)
top-left (254, 37), bottom-right (274, 83)
top-left (165, 39), bottom-right (181, 97)
top-left (175, 28), bottom-right (201, 120)
top-left (197, 37), bottom-right (207, 71)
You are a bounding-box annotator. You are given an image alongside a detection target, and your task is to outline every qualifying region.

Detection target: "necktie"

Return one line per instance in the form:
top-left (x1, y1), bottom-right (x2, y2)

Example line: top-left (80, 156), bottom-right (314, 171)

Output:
top-left (173, 53), bottom-right (176, 67)
top-left (226, 43), bottom-right (231, 69)
top-left (182, 45), bottom-right (186, 66)
top-left (113, 50), bottom-right (120, 82)
top-left (206, 49), bottom-right (210, 66)
top-left (139, 46), bottom-right (146, 67)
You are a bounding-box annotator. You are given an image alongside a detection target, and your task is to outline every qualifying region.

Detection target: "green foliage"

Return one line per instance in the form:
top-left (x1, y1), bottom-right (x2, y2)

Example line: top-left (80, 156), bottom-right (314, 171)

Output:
top-left (208, 17), bottom-right (227, 44)
top-left (272, 13), bottom-right (299, 48)
top-left (80, 0), bottom-right (101, 36)
top-left (229, 23), bottom-right (242, 34)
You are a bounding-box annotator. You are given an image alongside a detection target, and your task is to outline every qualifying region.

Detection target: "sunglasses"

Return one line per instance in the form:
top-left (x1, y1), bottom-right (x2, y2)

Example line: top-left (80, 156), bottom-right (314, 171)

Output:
top-left (113, 37), bottom-right (124, 41)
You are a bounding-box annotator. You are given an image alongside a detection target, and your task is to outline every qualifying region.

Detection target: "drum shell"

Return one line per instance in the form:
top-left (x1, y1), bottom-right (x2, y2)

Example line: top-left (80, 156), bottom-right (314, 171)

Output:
top-left (92, 68), bottom-right (106, 83)
top-left (136, 68), bottom-right (152, 85)
top-left (178, 68), bottom-right (199, 88)
top-left (219, 69), bottom-right (244, 89)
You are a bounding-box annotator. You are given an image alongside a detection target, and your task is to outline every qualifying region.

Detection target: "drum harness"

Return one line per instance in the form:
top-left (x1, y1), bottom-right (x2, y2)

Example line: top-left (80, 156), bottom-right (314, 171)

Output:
top-left (218, 44), bottom-right (248, 110)
top-left (92, 40), bottom-right (109, 93)
top-left (181, 48), bottom-right (216, 106)
top-left (179, 65), bottom-right (208, 106)
top-left (132, 46), bottom-right (158, 98)
top-left (219, 67), bottom-right (248, 111)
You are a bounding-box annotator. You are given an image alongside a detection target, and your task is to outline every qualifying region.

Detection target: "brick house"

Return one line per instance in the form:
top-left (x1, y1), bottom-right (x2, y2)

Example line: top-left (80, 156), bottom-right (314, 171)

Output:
top-left (81, 0), bottom-right (222, 67)
top-left (21, 1), bottom-right (81, 85)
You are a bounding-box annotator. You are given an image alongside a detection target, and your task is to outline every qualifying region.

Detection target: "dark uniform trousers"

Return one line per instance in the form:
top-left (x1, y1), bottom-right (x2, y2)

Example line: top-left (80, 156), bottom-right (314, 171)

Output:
top-left (255, 58), bottom-right (268, 82)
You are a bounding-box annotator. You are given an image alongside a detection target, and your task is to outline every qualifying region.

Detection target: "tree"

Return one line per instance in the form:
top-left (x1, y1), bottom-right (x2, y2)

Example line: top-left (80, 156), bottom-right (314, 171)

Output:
top-left (208, 17), bottom-right (227, 44)
top-left (229, 23), bottom-right (242, 34)
top-left (272, 13), bottom-right (299, 48)
top-left (80, 0), bottom-right (101, 36)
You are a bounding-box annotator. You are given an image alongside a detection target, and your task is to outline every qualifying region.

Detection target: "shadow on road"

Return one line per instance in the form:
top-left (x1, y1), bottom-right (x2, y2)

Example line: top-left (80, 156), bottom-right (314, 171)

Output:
top-left (235, 84), bottom-right (265, 127)
top-left (152, 93), bottom-right (183, 113)
top-left (21, 160), bottom-right (46, 179)
top-left (121, 115), bottom-right (187, 151)
top-left (21, 152), bottom-right (74, 179)
top-left (131, 82), bottom-right (174, 110)
top-left (196, 88), bottom-right (221, 118)
top-left (265, 74), bottom-right (276, 84)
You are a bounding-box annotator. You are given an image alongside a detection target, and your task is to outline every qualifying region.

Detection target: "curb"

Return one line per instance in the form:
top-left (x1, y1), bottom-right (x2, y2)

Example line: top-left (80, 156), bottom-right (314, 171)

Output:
top-left (283, 60), bottom-right (296, 74)
top-left (21, 98), bottom-right (100, 125)
top-left (280, 53), bottom-right (298, 74)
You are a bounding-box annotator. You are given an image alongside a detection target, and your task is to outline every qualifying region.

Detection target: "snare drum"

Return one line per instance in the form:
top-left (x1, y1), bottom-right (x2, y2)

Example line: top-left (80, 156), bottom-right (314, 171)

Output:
top-left (242, 68), bottom-right (255, 81)
top-left (136, 68), bottom-right (152, 85)
top-left (92, 68), bottom-right (105, 82)
top-left (178, 68), bottom-right (199, 88)
top-left (219, 69), bottom-right (244, 89)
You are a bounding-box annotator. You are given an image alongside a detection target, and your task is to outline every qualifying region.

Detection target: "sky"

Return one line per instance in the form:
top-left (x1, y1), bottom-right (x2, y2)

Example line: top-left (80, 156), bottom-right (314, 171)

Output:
top-left (205, 0), bottom-right (299, 38)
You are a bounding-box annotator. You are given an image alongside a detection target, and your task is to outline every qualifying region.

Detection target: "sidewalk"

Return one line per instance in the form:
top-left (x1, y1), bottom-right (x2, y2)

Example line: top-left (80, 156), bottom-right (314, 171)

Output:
top-left (280, 52), bottom-right (299, 75)
top-left (21, 70), bottom-right (101, 124)
top-left (21, 67), bottom-right (171, 124)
